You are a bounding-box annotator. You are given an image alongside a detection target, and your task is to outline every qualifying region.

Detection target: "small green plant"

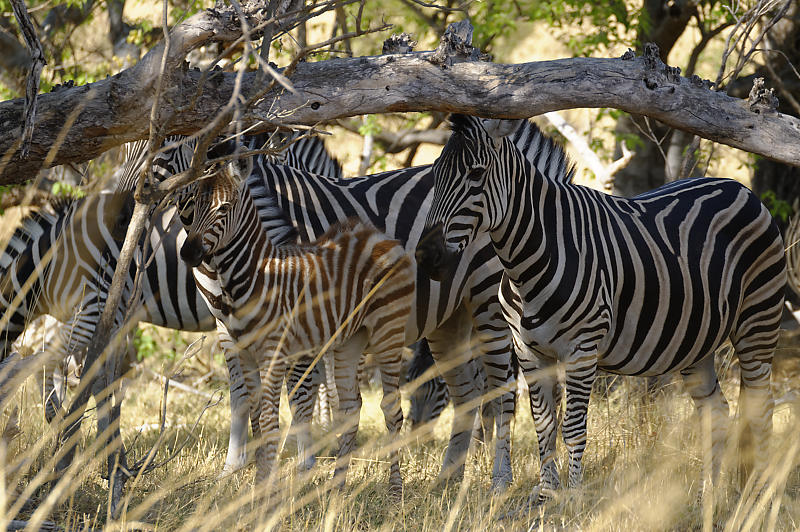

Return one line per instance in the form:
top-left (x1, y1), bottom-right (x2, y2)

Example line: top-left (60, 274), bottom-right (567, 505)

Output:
top-left (358, 115), bottom-right (382, 137)
top-left (134, 326), bottom-right (158, 361)
top-left (761, 189), bottom-right (793, 223)
top-left (51, 181), bottom-right (86, 199)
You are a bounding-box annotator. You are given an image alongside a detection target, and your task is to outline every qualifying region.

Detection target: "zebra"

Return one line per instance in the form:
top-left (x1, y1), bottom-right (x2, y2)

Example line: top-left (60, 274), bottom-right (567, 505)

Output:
top-left (415, 114), bottom-right (785, 499)
top-left (115, 121), bottom-right (577, 488)
top-left (406, 338), bottom-right (498, 442)
top-left (1, 135), bottom-right (343, 474)
top-left (178, 155), bottom-right (415, 495)
top-left (0, 192), bottom-right (330, 474)
top-left (406, 339), bottom-right (450, 428)
top-left (116, 137), bottom-right (524, 489)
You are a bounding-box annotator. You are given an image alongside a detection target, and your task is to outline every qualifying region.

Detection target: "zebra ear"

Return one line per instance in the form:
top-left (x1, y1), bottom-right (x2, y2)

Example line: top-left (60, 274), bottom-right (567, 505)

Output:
top-left (482, 119), bottom-right (523, 149)
top-left (227, 154), bottom-right (253, 185)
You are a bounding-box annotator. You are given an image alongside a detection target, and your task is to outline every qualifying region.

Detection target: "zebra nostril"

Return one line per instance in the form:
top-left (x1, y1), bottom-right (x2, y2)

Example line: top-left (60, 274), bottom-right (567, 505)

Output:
top-left (180, 235), bottom-right (206, 267)
top-left (430, 247), bottom-right (442, 267)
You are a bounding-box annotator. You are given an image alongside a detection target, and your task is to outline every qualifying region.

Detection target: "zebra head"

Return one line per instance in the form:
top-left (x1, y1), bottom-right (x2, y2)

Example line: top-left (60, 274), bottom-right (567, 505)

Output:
top-left (180, 151), bottom-right (253, 268)
top-left (110, 136), bottom-right (197, 240)
top-left (416, 114), bottom-right (522, 281)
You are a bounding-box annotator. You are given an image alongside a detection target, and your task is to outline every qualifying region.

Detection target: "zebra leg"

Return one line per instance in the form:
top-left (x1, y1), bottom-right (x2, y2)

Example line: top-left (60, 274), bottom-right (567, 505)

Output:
top-left (732, 311), bottom-right (779, 481)
top-left (42, 349), bottom-right (63, 424)
top-left (561, 348), bottom-right (597, 490)
top-left (469, 278), bottom-right (517, 489)
top-left (256, 351), bottom-right (286, 485)
top-left (680, 354), bottom-right (729, 489)
top-left (332, 331), bottom-right (368, 488)
top-left (217, 327), bottom-right (252, 475)
top-left (425, 312), bottom-right (481, 484)
top-left (318, 353), bottom-right (337, 430)
top-left (472, 327), bottom-right (515, 490)
top-left (519, 352), bottom-right (561, 496)
top-left (371, 344), bottom-right (405, 499)
top-left (285, 356), bottom-right (318, 471)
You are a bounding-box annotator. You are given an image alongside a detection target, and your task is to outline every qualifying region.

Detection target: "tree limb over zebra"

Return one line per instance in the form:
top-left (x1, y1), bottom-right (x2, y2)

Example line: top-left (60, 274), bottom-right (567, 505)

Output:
top-left (2, 17), bottom-right (800, 182)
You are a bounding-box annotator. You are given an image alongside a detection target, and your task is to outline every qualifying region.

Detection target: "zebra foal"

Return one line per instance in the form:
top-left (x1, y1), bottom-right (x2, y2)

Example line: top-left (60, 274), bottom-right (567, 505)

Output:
top-left (416, 114), bottom-right (785, 500)
top-left (178, 156), bottom-right (415, 495)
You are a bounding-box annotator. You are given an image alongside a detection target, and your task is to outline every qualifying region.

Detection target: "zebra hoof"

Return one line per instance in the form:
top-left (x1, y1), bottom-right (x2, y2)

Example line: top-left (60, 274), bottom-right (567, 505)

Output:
top-left (437, 462), bottom-right (466, 487)
top-left (297, 455), bottom-right (316, 472)
top-left (491, 472), bottom-right (513, 493)
top-left (388, 483), bottom-right (403, 502)
top-left (530, 484), bottom-right (556, 504)
top-left (218, 462), bottom-right (247, 479)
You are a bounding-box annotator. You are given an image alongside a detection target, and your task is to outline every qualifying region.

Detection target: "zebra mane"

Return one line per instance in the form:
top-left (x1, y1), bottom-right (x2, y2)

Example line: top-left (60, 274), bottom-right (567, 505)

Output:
top-left (287, 136), bottom-right (344, 180)
top-left (448, 113), bottom-right (483, 138)
top-left (448, 114), bottom-right (576, 185)
top-left (16, 193), bottom-right (76, 228)
top-left (247, 183), bottom-right (300, 247)
top-left (510, 119), bottom-right (576, 184)
top-left (246, 132), bottom-right (344, 180)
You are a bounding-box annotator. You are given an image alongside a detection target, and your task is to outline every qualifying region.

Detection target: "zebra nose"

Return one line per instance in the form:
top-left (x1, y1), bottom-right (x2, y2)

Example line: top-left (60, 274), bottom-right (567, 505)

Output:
top-left (107, 192), bottom-right (134, 242)
top-left (416, 224), bottom-right (449, 281)
top-left (415, 245), bottom-right (442, 270)
top-left (180, 234), bottom-right (206, 267)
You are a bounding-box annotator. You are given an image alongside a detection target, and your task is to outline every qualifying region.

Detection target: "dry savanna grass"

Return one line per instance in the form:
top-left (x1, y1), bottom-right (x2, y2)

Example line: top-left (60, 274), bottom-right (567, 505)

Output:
top-left (2, 328), bottom-right (800, 531)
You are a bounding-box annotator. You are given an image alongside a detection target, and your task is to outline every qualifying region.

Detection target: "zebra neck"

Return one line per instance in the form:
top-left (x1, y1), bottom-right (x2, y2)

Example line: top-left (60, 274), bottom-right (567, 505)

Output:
top-left (211, 188), bottom-right (270, 299)
top-left (489, 162), bottom-right (555, 286)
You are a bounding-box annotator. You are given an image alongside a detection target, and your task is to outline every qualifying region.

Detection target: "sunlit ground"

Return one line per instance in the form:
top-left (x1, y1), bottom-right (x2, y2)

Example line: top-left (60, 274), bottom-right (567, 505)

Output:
top-left (3, 329), bottom-right (800, 530)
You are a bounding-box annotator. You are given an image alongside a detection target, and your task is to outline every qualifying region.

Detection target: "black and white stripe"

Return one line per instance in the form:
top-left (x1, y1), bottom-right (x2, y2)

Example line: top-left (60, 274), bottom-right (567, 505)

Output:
top-left (115, 124), bottom-right (574, 488)
top-left (406, 339), bottom-right (450, 428)
top-left (180, 159), bottom-right (415, 494)
top-left (1, 135), bottom-right (342, 474)
top-left (417, 114), bottom-right (785, 497)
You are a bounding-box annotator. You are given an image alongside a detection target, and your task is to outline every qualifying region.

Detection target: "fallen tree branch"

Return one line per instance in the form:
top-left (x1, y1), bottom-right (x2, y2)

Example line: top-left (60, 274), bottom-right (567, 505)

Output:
top-left (1, 33), bottom-right (799, 181)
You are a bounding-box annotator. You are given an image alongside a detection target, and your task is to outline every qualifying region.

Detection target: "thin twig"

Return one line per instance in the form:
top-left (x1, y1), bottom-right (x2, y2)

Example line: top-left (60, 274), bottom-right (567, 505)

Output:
top-left (10, 0), bottom-right (46, 158)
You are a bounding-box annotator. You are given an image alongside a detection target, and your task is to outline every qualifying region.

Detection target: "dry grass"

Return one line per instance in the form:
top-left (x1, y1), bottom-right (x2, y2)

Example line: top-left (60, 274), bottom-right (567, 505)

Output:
top-left (2, 331), bottom-right (800, 531)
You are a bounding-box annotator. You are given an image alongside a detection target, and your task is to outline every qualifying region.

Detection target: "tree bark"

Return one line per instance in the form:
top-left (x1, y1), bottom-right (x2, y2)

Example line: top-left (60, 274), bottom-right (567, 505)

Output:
top-left (1, 15), bottom-right (800, 183)
top-left (750, 3), bottom-right (800, 230)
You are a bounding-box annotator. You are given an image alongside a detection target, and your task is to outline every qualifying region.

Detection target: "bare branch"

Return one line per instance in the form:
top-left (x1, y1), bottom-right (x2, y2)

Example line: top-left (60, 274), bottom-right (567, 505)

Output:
top-left (544, 111), bottom-right (634, 192)
top-left (337, 118), bottom-right (450, 153)
top-left (9, 0), bottom-right (46, 157)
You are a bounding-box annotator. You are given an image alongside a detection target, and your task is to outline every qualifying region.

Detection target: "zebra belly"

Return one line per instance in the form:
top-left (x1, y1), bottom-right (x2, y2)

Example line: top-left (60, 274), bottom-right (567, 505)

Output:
top-left (502, 269), bottom-right (734, 377)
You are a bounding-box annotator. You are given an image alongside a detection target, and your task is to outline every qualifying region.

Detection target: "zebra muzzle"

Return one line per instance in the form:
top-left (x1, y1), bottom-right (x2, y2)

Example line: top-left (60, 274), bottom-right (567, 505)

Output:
top-left (416, 223), bottom-right (457, 282)
top-left (180, 234), bottom-right (208, 268)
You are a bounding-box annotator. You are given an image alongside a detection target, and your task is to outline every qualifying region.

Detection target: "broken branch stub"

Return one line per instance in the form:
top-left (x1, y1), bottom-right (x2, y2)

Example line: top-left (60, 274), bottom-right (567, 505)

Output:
top-left (748, 77), bottom-right (779, 115)
top-left (428, 20), bottom-right (489, 67)
top-left (382, 33), bottom-right (417, 55)
top-left (10, 0), bottom-right (46, 158)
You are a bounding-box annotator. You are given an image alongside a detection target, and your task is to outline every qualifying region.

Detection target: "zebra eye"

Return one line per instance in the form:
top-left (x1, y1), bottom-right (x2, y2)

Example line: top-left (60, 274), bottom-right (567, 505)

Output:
top-left (217, 202), bottom-right (233, 216)
top-left (466, 167), bottom-right (485, 182)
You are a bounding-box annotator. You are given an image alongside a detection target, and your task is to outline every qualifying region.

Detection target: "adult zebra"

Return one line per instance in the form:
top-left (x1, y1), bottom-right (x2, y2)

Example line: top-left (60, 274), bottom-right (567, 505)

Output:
top-left (416, 114), bottom-right (785, 499)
